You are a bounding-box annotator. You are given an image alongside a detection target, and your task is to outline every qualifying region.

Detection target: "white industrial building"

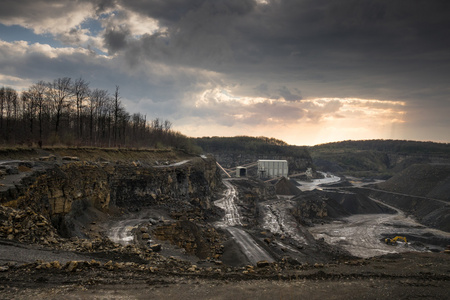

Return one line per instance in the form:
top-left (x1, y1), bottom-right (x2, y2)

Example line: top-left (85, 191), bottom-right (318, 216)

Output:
top-left (257, 160), bottom-right (288, 179)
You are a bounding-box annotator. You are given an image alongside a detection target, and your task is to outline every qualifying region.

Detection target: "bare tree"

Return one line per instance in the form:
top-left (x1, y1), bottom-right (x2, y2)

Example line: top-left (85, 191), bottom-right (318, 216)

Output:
top-left (88, 88), bottom-right (108, 143)
top-left (3, 88), bottom-right (18, 141)
top-left (73, 78), bottom-right (90, 139)
top-left (163, 120), bottom-right (172, 132)
top-left (113, 85), bottom-right (121, 146)
top-left (46, 77), bottom-right (72, 135)
top-left (0, 77), bottom-right (187, 151)
top-left (21, 91), bottom-right (34, 139)
top-left (29, 81), bottom-right (47, 142)
top-left (0, 87), bottom-right (4, 132)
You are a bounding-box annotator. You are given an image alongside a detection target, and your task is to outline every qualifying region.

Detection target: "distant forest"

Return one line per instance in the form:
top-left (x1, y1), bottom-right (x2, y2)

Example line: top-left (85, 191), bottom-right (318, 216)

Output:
top-left (194, 136), bottom-right (311, 158)
top-left (311, 139), bottom-right (450, 156)
top-left (0, 78), bottom-right (197, 152)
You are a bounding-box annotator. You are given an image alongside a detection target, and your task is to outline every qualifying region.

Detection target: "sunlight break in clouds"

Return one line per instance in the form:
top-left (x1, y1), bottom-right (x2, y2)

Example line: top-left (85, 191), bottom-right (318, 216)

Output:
top-left (183, 90), bottom-right (407, 145)
top-left (1, 0), bottom-right (448, 145)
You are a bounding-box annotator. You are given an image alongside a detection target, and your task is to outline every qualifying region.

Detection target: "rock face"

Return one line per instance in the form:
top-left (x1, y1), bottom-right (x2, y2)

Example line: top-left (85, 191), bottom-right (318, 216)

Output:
top-left (1, 155), bottom-right (221, 238)
top-left (153, 220), bottom-right (223, 259)
top-left (291, 190), bottom-right (395, 225)
top-left (111, 157), bottom-right (221, 212)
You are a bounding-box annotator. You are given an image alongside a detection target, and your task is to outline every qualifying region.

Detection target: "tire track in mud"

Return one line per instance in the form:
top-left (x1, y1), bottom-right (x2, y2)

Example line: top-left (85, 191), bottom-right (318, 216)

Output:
top-left (215, 179), bottom-right (274, 264)
top-left (214, 180), bottom-right (242, 227)
top-left (262, 201), bottom-right (307, 246)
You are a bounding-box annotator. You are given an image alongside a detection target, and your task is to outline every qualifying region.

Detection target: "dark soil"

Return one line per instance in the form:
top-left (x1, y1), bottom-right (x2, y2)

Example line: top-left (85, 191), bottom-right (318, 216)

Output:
top-left (1, 149), bottom-right (450, 299)
top-left (377, 164), bottom-right (450, 201)
top-left (0, 250), bottom-right (448, 299)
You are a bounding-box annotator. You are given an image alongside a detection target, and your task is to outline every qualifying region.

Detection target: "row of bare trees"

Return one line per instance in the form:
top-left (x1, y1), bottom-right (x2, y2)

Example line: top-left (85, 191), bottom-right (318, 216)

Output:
top-left (0, 77), bottom-right (192, 150)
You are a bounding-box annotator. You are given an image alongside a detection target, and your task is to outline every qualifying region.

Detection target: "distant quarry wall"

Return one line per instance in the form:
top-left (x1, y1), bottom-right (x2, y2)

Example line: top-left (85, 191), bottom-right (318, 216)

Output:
top-left (0, 155), bottom-right (221, 237)
top-left (350, 187), bottom-right (450, 232)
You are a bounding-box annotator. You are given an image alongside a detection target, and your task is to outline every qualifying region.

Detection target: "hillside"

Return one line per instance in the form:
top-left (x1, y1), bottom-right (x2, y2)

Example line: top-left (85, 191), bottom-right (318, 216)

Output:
top-left (194, 136), bottom-right (313, 174)
top-left (376, 164), bottom-right (450, 201)
top-left (310, 140), bottom-right (450, 178)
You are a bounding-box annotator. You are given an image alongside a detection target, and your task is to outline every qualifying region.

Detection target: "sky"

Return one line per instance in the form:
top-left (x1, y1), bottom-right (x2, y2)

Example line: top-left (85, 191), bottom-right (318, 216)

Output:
top-left (0, 0), bottom-right (449, 146)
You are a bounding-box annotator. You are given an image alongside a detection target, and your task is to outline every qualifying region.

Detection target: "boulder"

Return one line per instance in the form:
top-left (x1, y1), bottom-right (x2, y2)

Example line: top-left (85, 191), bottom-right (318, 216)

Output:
top-left (62, 156), bottom-right (80, 161)
top-left (149, 244), bottom-right (162, 252)
top-left (65, 261), bottom-right (79, 272)
top-left (256, 260), bottom-right (270, 268)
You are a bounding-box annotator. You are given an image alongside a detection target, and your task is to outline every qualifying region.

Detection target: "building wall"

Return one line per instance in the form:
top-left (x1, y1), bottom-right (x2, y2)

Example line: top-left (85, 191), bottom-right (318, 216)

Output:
top-left (236, 167), bottom-right (247, 178)
top-left (257, 160), bottom-right (288, 178)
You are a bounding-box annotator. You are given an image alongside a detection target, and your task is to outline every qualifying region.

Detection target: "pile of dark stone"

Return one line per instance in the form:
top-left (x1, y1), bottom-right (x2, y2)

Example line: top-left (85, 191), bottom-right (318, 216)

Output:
top-left (0, 205), bottom-right (60, 245)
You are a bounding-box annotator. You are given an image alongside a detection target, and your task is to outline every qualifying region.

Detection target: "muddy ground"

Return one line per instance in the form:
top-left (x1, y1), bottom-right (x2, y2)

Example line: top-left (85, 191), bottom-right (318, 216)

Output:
top-left (1, 153), bottom-right (450, 299)
top-left (2, 178), bottom-right (449, 299)
top-left (0, 251), bottom-right (449, 299)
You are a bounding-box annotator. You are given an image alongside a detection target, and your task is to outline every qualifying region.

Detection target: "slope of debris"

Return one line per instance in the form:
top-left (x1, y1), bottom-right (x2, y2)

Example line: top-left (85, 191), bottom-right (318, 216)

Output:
top-left (274, 177), bottom-right (301, 196)
top-left (377, 164), bottom-right (450, 201)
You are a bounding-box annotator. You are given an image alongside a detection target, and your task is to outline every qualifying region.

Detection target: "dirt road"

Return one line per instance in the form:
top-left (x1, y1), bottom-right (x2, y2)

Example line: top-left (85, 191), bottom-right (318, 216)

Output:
top-left (309, 196), bottom-right (450, 258)
top-left (215, 179), bottom-right (274, 264)
top-left (215, 180), bottom-right (243, 227)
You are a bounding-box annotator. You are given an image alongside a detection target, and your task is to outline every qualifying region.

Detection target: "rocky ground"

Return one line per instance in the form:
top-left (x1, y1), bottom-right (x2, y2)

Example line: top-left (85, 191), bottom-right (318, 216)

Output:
top-left (0, 251), bottom-right (449, 299)
top-left (0, 148), bottom-right (449, 299)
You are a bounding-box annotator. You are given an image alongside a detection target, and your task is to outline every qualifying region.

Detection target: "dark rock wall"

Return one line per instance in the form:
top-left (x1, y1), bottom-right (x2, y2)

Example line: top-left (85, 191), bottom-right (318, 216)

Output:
top-left (153, 220), bottom-right (223, 259)
top-left (2, 156), bottom-right (221, 237)
top-left (110, 157), bottom-right (221, 212)
top-left (291, 190), bottom-right (395, 225)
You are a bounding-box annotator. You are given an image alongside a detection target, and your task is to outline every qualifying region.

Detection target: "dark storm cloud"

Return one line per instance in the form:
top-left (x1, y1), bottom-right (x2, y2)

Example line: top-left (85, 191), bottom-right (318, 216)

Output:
top-left (111, 0), bottom-right (450, 101)
top-left (1, 0), bottom-right (449, 142)
top-left (103, 26), bottom-right (130, 54)
top-left (119, 0), bottom-right (255, 25)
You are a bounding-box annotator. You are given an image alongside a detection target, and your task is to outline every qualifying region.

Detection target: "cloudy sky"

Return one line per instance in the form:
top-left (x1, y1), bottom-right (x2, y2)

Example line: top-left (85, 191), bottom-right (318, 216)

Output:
top-left (0, 0), bottom-right (449, 145)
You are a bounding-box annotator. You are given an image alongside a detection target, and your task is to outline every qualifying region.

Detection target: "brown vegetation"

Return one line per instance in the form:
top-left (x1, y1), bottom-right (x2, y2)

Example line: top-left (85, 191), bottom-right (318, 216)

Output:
top-left (0, 80), bottom-right (199, 153)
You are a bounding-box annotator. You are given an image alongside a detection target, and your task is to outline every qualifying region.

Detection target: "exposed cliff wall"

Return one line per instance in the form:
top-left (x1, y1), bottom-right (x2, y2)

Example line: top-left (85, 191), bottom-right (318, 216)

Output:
top-left (291, 190), bottom-right (395, 225)
top-left (1, 155), bottom-right (221, 237)
top-left (110, 157), bottom-right (220, 211)
top-left (152, 220), bottom-right (223, 259)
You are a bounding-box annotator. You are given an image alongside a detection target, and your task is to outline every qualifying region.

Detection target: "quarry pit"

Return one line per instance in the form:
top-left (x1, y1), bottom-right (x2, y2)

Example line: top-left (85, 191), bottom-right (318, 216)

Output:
top-left (0, 148), bottom-right (449, 299)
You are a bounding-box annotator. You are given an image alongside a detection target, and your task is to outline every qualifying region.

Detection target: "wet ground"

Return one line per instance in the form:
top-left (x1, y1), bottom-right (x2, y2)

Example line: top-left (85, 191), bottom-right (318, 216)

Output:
top-left (309, 197), bottom-right (450, 257)
top-left (2, 169), bottom-right (450, 299)
top-left (214, 179), bottom-right (274, 264)
top-left (104, 173), bottom-right (449, 266)
top-left (295, 172), bottom-right (341, 191)
top-left (291, 173), bottom-right (450, 257)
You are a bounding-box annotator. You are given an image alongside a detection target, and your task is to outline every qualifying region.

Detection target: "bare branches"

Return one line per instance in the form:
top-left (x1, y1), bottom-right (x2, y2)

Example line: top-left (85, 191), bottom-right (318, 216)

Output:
top-left (0, 77), bottom-right (197, 152)
top-left (46, 77), bottom-right (73, 134)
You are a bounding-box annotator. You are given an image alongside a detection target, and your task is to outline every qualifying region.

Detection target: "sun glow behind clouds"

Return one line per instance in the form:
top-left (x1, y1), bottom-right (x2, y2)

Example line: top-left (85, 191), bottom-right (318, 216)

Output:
top-left (183, 89), bottom-right (407, 145)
